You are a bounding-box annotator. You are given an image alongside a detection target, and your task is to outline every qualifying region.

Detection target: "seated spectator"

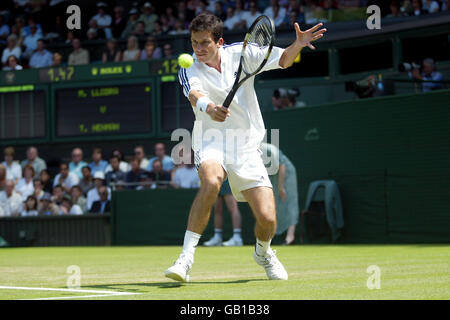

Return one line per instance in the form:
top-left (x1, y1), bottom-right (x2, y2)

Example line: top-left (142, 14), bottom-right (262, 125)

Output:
top-left (22, 22), bottom-right (42, 59)
top-left (0, 180), bottom-right (23, 217)
top-left (39, 169), bottom-right (53, 194)
top-left (21, 195), bottom-right (39, 217)
top-left (422, 0), bottom-right (440, 13)
top-left (168, 20), bottom-right (190, 35)
top-left (102, 38), bottom-right (121, 63)
top-left (105, 155), bottom-right (126, 186)
top-left (122, 35), bottom-right (140, 61)
top-left (410, 58), bottom-right (444, 92)
top-left (87, 18), bottom-right (106, 40)
top-left (51, 52), bottom-right (63, 66)
top-left (46, 15), bottom-right (66, 41)
top-left (68, 38), bottom-right (90, 65)
top-left (33, 178), bottom-right (44, 200)
top-left (0, 15), bottom-right (10, 45)
top-left (152, 20), bottom-right (165, 37)
top-left (91, 2), bottom-right (112, 39)
top-left (121, 8), bottom-right (140, 39)
top-left (132, 21), bottom-right (147, 39)
top-left (138, 2), bottom-right (158, 34)
top-left (53, 162), bottom-right (80, 193)
top-left (165, 5), bottom-right (177, 29)
top-left (38, 192), bottom-right (59, 216)
top-left (2, 146), bottom-right (22, 184)
top-left (52, 184), bottom-right (65, 206)
top-left (224, 7), bottom-right (244, 30)
top-left (171, 154), bottom-right (200, 189)
top-left (162, 43), bottom-right (174, 59)
top-left (90, 186), bottom-right (111, 214)
top-left (386, 0), bottom-right (403, 18)
top-left (125, 157), bottom-right (149, 189)
top-left (111, 5), bottom-right (127, 39)
top-left (264, 0), bottom-right (287, 27)
top-left (214, 1), bottom-right (227, 21)
top-left (87, 26), bottom-right (100, 41)
top-left (134, 145), bottom-right (149, 169)
top-left (87, 172), bottom-right (111, 210)
top-left (147, 142), bottom-right (174, 172)
top-left (89, 148), bottom-right (108, 175)
top-left (0, 164), bottom-right (6, 191)
top-left (60, 194), bottom-right (83, 215)
top-left (22, 17), bottom-right (43, 37)
top-left (69, 147), bottom-right (88, 179)
top-left (16, 164), bottom-right (35, 199)
top-left (148, 159), bottom-right (171, 188)
top-left (70, 185), bottom-right (88, 214)
top-left (242, 1), bottom-right (262, 28)
top-left (142, 36), bottom-right (162, 59)
top-left (1, 35), bottom-right (21, 65)
top-left (21, 146), bottom-right (46, 177)
top-left (105, 149), bottom-right (130, 173)
top-left (141, 42), bottom-right (156, 60)
top-left (3, 55), bottom-right (23, 71)
top-left (29, 39), bottom-right (52, 68)
top-left (410, 0), bottom-right (428, 15)
top-left (79, 166), bottom-right (94, 195)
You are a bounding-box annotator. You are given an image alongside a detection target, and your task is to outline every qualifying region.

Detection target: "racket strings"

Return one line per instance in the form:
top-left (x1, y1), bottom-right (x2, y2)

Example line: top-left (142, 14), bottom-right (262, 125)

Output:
top-left (242, 17), bottom-right (274, 75)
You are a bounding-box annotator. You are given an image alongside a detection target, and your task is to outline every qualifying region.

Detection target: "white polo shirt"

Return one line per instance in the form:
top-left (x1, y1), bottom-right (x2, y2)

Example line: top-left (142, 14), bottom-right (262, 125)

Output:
top-left (179, 44), bottom-right (285, 153)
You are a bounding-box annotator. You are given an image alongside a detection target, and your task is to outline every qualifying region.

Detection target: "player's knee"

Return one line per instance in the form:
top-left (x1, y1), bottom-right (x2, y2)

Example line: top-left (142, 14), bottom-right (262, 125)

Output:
top-left (201, 176), bottom-right (222, 194)
top-left (257, 212), bottom-right (276, 228)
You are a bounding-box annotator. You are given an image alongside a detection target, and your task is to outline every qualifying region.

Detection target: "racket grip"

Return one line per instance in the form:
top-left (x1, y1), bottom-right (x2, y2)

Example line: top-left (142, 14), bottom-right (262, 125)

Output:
top-left (222, 93), bottom-right (234, 109)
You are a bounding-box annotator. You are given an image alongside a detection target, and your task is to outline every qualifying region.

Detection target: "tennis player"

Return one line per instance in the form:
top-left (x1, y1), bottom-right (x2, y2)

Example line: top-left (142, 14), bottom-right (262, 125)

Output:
top-left (165, 13), bottom-right (326, 282)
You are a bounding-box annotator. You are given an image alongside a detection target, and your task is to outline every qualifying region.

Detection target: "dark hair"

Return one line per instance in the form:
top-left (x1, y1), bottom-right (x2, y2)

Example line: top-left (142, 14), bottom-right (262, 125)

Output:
top-left (110, 155), bottom-right (120, 162)
top-left (71, 185), bottom-right (82, 193)
top-left (25, 195), bottom-right (38, 210)
top-left (189, 13), bottom-right (223, 43)
top-left (82, 165), bottom-right (91, 172)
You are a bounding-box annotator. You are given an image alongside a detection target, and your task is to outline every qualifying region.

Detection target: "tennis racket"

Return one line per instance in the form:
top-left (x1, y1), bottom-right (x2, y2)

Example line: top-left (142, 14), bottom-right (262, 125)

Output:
top-left (222, 15), bottom-right (275, 108)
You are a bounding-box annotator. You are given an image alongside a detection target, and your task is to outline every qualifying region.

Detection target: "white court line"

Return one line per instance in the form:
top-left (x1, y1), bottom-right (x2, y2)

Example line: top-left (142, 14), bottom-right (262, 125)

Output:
top-left (0, 285), bottom-right (140, 300)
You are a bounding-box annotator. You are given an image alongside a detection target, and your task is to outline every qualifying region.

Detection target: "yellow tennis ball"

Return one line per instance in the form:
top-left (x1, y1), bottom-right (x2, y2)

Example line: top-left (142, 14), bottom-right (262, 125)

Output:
top-left (178, 53), bottom-right (194, 69)
top-left (294, 53), bottom-right (301, 63)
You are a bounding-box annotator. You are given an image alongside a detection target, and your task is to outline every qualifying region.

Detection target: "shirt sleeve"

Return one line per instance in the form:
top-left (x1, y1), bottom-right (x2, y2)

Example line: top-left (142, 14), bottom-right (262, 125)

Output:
top-left (261, 46), bottom-right (285, 72)
top-left (178, 66), bottom-right (205, 98)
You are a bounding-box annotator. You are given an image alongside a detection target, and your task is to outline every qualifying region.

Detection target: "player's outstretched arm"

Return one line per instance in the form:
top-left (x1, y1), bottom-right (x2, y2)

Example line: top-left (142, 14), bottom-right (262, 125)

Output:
top-left (279, 22), bottom-right (327, 69)
top-left (188, 90), bottom-right (230, 122)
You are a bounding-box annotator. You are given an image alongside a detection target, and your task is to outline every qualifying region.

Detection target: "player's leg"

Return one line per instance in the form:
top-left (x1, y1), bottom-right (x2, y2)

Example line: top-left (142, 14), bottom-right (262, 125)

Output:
top-left (242, 186), bottom-right (288, 280)
top-left (222, 194), bottom-right (243, 246)
top-left (203, 196), bottom-right (225, 246)
top-left (165, 159), bottom-right (226, 282)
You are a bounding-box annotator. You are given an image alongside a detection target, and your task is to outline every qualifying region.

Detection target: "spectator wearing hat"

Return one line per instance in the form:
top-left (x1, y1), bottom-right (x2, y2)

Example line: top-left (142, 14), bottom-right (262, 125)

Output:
top-left (138, 2), bottom-right (158, 34)
top-left (105, 155), bottom-right (125, 187)
top-left (21, 195), bottom-right (39, 217)
top-left (91, 2), bottom-right (113, 39)
top-left (1, 35), bottom-right (21, 65)
top-left (38, 192), bottom-right (60, 216)
top-left (29, 39), bottom-right (52, 68)
top-left (69, 148), bottom-right (88, 180)
top-left (68, 38), bottom-right (90, 65)
top-left (79, 166), bottom-right (94, 195)
top-left (0, 180), bottom-right (23, 217)
top-left (121, 8), bottom-right (140, 39)
top-left (53, 162), bottom-right (80, 193)
top-left (89, 148), bottom-right (108, 175)
top-left (70, 185), bottom-right (88, 214)
top-left (86, 171), bottom-right (111, 211)
top-left (21, 146), bottom-right (46, 177)
top-left (2, 147), bottom-right (22, 184)
top-left (90, 186), bottom-right (111, 214)
top-left (60, 194), bottom-right (83, 215)
top-left (16, 165), bottom-right (35, 199)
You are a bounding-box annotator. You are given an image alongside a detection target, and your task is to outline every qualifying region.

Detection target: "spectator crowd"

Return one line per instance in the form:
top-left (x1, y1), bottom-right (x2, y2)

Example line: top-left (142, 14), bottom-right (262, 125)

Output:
top-left (0, 143), bottom-right (200, 217)
top-left (0, 0), bottom-right (448, 69)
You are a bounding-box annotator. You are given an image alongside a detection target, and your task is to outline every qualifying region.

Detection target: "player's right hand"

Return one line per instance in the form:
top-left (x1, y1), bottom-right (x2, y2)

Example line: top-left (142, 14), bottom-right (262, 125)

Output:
top-left (206, 104), bottom-right (230, 122)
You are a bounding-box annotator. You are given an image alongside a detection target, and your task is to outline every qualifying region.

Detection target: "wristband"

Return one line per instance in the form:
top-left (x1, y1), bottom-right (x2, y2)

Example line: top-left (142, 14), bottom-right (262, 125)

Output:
top-left (197, 96), bottom-right (213, 113)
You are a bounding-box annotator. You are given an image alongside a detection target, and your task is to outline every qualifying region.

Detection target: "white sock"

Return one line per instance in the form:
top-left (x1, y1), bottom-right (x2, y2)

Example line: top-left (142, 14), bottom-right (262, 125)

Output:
top-left (214, 228), bottom-right (223, 240)
top-left (233, 228), bottom-right (242, 239)
top-left (255, 238), bottom-right (271, 256)
top-left (182, 230), bottom-right (201, 257)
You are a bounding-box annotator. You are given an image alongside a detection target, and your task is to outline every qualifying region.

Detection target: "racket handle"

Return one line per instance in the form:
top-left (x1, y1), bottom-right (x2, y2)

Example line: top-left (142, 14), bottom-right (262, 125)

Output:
top-left (222, 91), bottom-right (235, 109)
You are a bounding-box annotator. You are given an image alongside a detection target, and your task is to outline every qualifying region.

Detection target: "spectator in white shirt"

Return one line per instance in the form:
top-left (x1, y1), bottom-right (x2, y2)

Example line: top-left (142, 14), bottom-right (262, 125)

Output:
top-left (91, 2), bottom-right (112, 39)
top-left (0, 180), bottom-right (23, 217)
top-left (60, 194), bottom-right (83, 215)
top-left (264, 0), bottom-right (287, 27)
top-left (86, 171), bottom-right (111, 211)
top-left (1, 35), bottom-right (22, 65)
top-left (2, 147), bottom-right (22, 184)
top-left (134, 145), bottom-right (149, 169)
top-left (53, 162), bottom-right (80, 193)
top-left (16, 164), bottom-right (35, 199)
top-left (224, 6), bottom-right (245, 30)
top-left (21, 195), bottom-right (39, 217)
top-left (242, 0), bottom-right (262, 28)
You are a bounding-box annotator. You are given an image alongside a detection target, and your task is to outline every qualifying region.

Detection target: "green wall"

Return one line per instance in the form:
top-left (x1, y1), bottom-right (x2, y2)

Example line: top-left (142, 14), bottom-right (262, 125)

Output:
top-left (112, 90), bottom-right (450, 245)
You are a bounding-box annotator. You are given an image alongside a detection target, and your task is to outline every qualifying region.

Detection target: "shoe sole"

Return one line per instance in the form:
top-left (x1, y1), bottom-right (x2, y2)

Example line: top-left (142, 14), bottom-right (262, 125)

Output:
top-left (165, 270), bottom-right (189, 282)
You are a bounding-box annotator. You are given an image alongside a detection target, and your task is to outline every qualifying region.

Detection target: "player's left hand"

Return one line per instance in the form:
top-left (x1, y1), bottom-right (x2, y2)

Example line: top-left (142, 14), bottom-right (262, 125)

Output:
top-left (295, 22), bottom-right (327, 50)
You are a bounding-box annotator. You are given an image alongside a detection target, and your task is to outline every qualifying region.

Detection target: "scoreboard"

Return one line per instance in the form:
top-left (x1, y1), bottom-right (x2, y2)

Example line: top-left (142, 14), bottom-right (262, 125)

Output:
top-left (54, 82), bottom-right (153, 137)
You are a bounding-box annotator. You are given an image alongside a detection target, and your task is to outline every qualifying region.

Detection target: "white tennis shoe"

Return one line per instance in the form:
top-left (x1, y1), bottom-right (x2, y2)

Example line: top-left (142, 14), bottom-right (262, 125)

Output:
top-left (164, 253), bottom-right (193, 282)
top-left (203, 235), bottom-right (222, 246)
top-left (222, 236), bottom-right (243, 246)
top-left (253, 248), bottom-right (288, 280)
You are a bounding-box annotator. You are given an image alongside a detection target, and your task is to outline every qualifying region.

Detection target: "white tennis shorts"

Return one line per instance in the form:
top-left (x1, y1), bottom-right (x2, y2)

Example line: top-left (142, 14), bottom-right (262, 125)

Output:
top-left (194, 146), bottom-right (272, 202)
